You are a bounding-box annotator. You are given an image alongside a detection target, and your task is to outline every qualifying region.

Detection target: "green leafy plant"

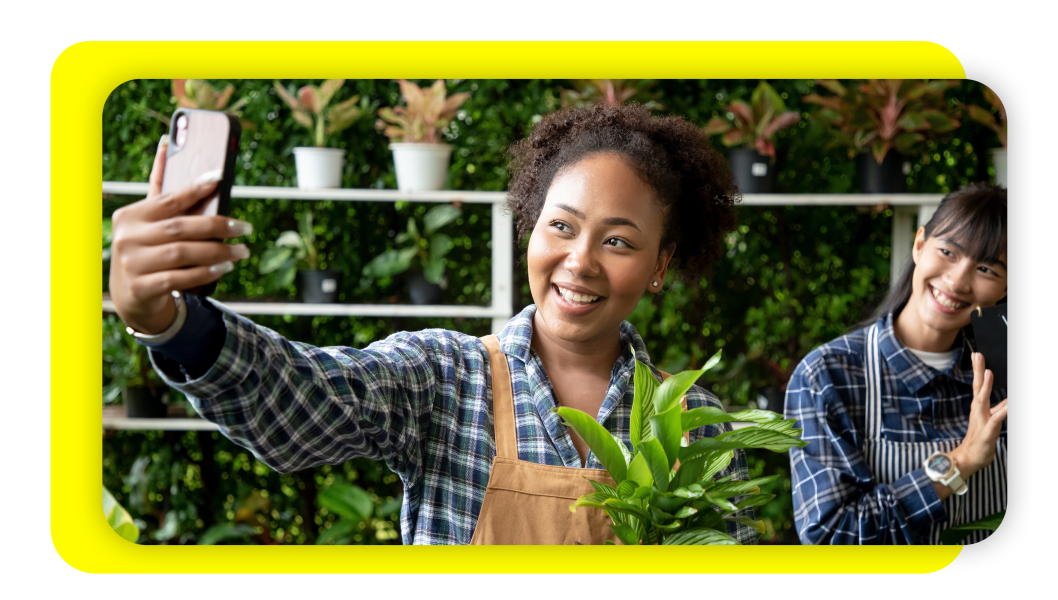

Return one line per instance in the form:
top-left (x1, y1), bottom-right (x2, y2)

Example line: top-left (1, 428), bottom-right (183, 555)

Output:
top-left (273, 79), bottom-right (367, 147)
top-left (702, 80), bottom-right (800, 160)
top-left (939, 510), bottom-right (1005, 545)
top-left (104, 485), bottom-right (140, 542)
top-left (362, 204), bottom-right (462, 284)
top-left (376, 80), bottom-right (471, 143)
top-left (959, 85), bottom-right (1007, 148)
top-left (259, 211), bottom-right (320, 289)
top-left (147, 79), bottom-right (255, 130)
top-left (560, 79), bottom-right (663, 110)
top-left (803, 79), bottom-right (961, 164)
top-left (555, 349), bottom-right (807, 545)
top-left (315, 483), bottom-right (374, 545)
top-left (103, 315), bottom-right (163, 404)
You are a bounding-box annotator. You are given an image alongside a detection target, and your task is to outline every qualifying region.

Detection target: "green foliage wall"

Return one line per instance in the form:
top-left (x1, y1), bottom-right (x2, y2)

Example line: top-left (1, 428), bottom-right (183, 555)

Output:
top-left (102, 79), bottom-right (1001, 544)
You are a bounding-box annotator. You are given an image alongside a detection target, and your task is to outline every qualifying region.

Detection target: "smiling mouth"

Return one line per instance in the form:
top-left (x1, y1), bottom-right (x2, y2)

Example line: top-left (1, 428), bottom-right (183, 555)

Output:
top-left (930, 285), bottom-right (970, 311)
top-left (553, 284), bottom-right (604, 305)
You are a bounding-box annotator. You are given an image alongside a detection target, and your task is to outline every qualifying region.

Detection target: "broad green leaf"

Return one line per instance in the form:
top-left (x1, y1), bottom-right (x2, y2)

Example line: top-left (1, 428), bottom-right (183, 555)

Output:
top-left (429, 233), bottom-right (455, 262)
top-left (700, 494), bottom-right (739, 512)
top-left (681, 407), bottom-right (782, 432)
top-left (317, 483), bottom-right (373, 521)
top-left (662, 528), bottom-right (739, 545)
top-left (407, 217), bottom-right (420, 239)
top-left (616, 480), bottom-right (637, 500)
top-left (259, 246), bottom-right (294, 274)
top-left (701, 450), bottom-right (734, 482)
top-left (939, 511), bottom-right (1005, 545)
top-left (554, 407), bottom-right (627, 483)
top-left (588, 479), bottom-right (619, 498)
top-left (198, 522), bottom-right (255, 545)
top-left (423, 257), bottom-right (445, 283)
top-left (276, 265), bottom-right (297, 289)
top-left (726, 516), bottom-right (766, 535)
top-left (674, 455), bottom-right (706, 489)
top-left (363, 249), bottom-right (413, 277)
top-left (715, 427), bottom-right (808, 452)
top-left (679, 438), bottom-right (744, 464)
top-left (709, 475), bottom-right (780, 497)
top-left (673, 505), bottom-right (698, 519)
top-left (626, 452), bottom-right (653, 488)
top-left (897, 111), bottom-right (929, 131)
top-left (575, 498), bottom-right (652, 523)
top-left (423, 204), bottom-right (461, 234)
top-left (756, 419), bottom-right (799, 433)
top-left (671, 484), bottom-right (704, 499)
top-left (103, 486), bottom-right (139, 543)
top-left (653, 368), bottom-right (706, 413)
top-left (734, 493), bottom-right (776, 511)
top-left (629, 352), bottom-right (660, 449)
top-left (609, 522), bottom-right (641, 545)
top-left (654, 519), bottom-right (685, 533)
top-left (316, 517), bottom-right (358, 545)
top-left (298, 211), bottom-right (314, 243)
top-left (639, 437), bottom-right (670, 493)
top-left (649, 404), bottom-right (684, 470)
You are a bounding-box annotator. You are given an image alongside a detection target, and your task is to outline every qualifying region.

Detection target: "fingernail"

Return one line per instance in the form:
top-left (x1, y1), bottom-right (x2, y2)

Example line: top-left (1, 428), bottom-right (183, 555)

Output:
top-left (209, 261), bottom-right (234, 274)
top-left (230, 244), bottom-right (250, 260)
top-left (159, 134), bottom-right (169, 147)
top-left (227, 219), bottom-right (254, 236)
top-left (195, 169), bottom-right (223, 185)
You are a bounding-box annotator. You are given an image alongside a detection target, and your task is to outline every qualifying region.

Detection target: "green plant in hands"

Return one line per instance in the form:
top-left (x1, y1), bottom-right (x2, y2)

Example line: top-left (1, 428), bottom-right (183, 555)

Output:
top-left (104, 485), bottom-right (140, 543)
top-left (362, 204), bottom-right (461, 284)
top-left (702, 80), bottom-right (800, 160)
top-left (803, 79), bottom-right (961, 164)
top-left (259, 211), bottom-right (321, 290)
top-left (555, 349), bottom-right (807, 545)
top-left (376, 80), bottom-right (471, 144)
top-left (274, 79), bottom-right (368, 147)
top-left (103, 315), bottom-right (164, 404)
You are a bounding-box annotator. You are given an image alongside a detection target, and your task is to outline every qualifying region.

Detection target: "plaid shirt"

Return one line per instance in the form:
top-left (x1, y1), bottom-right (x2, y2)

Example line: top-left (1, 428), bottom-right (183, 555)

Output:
top-left (150, 303), bottom-right (755, 545)
top-left (784, 314), bottom-right (1007, 545)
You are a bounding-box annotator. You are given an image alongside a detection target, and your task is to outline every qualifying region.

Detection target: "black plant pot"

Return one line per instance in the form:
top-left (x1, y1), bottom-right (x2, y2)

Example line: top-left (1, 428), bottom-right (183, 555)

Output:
top-left (123, 385), bottom-right (167, 419)
top-left (858, 151), bottom-right (909, 193)
top-left (728, 148), bottom-right (776, 193)
top-left (300, 270), bottom-right (342, 303)
top-left (407, 272), bottom-right (443, 305)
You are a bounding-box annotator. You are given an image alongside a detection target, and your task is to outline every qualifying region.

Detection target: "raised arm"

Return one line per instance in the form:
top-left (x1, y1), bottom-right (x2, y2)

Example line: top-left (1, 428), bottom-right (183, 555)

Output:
top-left (784, 360), bottom-right (946, 545)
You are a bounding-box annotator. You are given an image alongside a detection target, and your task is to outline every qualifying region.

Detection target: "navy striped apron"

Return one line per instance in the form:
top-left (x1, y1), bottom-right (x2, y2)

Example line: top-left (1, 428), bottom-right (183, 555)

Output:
top-left (863, 323), bottom-right (1007, 545)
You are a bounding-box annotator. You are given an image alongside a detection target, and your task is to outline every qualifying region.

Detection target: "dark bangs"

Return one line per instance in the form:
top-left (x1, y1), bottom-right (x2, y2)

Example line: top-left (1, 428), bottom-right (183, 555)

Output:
top-left (925, 183), bottom-right (1007, 265)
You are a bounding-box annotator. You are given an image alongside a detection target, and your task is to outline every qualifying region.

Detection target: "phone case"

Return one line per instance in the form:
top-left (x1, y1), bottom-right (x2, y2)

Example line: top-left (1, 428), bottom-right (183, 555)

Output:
top-left (161, 108), bottom-right (241, 296)
top-left (970, 302), bottom-right (1007, 395)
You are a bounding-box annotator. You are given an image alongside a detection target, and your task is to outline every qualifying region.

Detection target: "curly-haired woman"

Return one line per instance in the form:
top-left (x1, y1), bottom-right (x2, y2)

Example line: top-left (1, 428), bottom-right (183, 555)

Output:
top-left (107, 102), bottom-right (752, 545)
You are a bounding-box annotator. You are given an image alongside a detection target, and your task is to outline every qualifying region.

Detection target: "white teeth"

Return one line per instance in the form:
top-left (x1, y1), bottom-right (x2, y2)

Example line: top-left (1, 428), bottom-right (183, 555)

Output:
top-left (931, 287), bottom-right (968, 310)
top-left (557, 286), bottom-right (600, 304)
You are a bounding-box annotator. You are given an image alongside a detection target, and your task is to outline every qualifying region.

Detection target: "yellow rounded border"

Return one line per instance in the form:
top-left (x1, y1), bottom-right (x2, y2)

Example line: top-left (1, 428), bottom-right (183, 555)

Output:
top-left (53, 41), bottom-right (965, 574)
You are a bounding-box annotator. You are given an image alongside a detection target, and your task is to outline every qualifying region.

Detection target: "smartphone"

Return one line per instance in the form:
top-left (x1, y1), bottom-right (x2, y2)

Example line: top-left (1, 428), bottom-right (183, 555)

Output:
top-left (161, 107), bottom-right (241, 296)
top-left (970, 302), bottom-right (1007, 395)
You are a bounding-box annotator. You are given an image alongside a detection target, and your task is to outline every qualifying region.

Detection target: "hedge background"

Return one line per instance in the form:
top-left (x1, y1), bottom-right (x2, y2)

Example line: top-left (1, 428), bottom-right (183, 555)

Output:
top-left (102, 78), bottom-right (1000, 544)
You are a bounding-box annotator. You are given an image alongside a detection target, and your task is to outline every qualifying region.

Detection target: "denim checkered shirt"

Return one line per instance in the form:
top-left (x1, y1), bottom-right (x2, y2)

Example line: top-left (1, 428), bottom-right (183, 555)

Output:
top-left (150, 303), bottom-right (755, 545)
top-left (784, 314), bottom-right (1007, 545)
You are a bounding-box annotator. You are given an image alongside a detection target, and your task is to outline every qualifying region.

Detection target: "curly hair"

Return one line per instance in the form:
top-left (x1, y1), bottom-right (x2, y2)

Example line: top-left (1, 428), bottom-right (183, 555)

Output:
top-left (506, 102), bottom-right (739, 282)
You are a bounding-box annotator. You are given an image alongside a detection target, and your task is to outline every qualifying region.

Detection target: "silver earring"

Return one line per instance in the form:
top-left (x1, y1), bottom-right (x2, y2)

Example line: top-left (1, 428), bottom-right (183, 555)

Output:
top-left (652, 281), bottom-right (659, 287)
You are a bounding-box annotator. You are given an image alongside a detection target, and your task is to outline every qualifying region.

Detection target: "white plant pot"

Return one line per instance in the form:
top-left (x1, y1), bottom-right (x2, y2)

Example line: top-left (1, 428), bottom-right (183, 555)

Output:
top-left (293, 147), bottom-right (346, 189)
top-left (390, 143), bottom-right (453, 191)
top-left (990, 148), bottom-right (1007, 188)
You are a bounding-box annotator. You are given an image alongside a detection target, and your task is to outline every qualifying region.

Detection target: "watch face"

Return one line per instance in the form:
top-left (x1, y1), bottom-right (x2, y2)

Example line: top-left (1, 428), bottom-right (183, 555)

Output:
top-left (926, 454), bottom-right (952, 477)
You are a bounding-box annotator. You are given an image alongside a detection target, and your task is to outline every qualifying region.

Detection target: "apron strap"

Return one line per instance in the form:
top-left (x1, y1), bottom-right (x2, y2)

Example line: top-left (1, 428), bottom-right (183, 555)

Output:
top-left (481, 334), bottom-right (518, 459)
top-left (865, 323), bottom-right (883, 441)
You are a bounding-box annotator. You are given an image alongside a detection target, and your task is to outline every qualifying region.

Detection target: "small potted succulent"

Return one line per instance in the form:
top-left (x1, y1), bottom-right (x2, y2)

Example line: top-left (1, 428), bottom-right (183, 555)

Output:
top-left (804, 79), bottom-right (961, 193)
top-left (103, 315), bottom-right (168, 418)
top-left (557, 350), bottom-right (806, 544)
top-left (362, 204), bottom-right (462, 305)
top-left (960, 84), bottom-right (1007, 186)
top-left (376, 80), bottom-right (470, 191)
top-left (259, 211), bottom-right (341, 303)
top-left (703, 81), bottom-right (800, 193)
top-left (274, 79), bottom-right (368, 189)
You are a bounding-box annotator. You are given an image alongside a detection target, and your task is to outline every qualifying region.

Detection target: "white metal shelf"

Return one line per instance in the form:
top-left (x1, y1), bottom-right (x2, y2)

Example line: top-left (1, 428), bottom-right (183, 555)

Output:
top-left (102, 405), bottom-right (219, 431)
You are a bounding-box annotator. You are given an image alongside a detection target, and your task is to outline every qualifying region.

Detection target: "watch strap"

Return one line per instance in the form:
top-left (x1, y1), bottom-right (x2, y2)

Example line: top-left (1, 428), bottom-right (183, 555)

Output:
top-left (125, 291), bottom-right (187, 344)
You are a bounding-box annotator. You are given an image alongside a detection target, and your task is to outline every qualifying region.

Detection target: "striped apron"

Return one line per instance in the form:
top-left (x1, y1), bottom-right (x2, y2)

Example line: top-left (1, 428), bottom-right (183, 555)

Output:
top-left (863, 323), bottom-right (1007, 545)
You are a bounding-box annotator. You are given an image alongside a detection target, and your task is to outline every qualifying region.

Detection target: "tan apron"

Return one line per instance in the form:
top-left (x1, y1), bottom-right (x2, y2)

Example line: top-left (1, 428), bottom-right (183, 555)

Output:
top-left (470, 335), bottom-right (680, 545)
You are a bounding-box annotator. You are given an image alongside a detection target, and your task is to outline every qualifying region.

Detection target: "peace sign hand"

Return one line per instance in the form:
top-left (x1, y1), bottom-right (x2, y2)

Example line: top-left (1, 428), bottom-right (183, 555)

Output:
top-left (951, 352), bottom-right (1008, 479)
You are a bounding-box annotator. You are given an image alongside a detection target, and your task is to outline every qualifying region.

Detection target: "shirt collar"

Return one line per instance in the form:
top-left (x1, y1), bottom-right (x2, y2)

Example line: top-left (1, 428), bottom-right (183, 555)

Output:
top-left (876, 313), bottom-right (971, 393)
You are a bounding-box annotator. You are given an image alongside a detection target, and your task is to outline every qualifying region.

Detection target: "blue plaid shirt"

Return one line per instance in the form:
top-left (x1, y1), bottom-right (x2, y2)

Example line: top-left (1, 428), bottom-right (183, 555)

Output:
top-left (784, 314), bottom-right (1007, 545)
top-left (150, 302), bottom-right (755, 545)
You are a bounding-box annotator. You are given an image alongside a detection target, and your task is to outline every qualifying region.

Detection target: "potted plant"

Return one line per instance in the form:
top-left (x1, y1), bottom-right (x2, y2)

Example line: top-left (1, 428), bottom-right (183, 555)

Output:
top-left (702, 81), bottom-right (800, 193)
top-left (361, 204), bottom-right (462, 304)
top-left (803, 79), bottom-right (961, 193)
top-left (376, 80), bottom-right (470, 191)
top-left (259, 211), bottom-right (342, 303)
top-left (559, 79), bottom-right (663, 110)
top-left (556, 349), bottom-right (807, 544)
top-left (103, 315), bottom-right (168, 418)
top-left (960, 85), bottom-right (1007, 186)
top-left (274, 79), bottom-right (367, 189)
top-left (147, 79), bottom-right (255, 131)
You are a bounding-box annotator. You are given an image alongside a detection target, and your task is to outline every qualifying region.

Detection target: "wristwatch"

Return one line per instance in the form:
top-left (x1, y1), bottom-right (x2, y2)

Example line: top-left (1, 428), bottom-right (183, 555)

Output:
top-left (124, 290), bottom-right (187, 344)
top-left (923, 451), bottom-right (968, 496)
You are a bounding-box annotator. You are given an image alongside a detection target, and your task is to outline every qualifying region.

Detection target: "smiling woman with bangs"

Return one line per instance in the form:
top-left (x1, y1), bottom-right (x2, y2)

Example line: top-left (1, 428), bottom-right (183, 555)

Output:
top-left (785, 183), bottom-right (1008, 545)
top-left (106, 102), bottom-right (756, 545)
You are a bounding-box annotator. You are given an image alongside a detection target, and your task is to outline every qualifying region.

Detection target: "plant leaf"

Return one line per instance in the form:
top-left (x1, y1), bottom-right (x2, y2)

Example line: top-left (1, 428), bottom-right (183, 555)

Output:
top-left (702, 117), bottom-right (731, 135)
top-left (733, 493), bottom-right (775, 510)
top-left (653, 367), bottom-right (706, 413)
top-left (616, 479), bottom-right (637, 500)
top-left (662, 527), bottom-right (739, 545)
top-left (103, 486), bottom-right (139, 543)
top-left (725, 516), bottom-right (766, 535)
top-left (317, 483), bottom-right (373, 521)
top-left (626, 452), bottom-right (653, 488)
top-left (649, 404), bottom-right (684, 470)
top-left (629, 351), bottom-right (660, 449)
top-left (198, 522), bottom-right (255, 545)
top-left (609, 522), bottom-right (641, 545)
top-left (939, 511), bottom-right (1005, 545)
top-left (681, 407), bottom-right (782, 432)
top-left (363, 249), bottom-right (413, 278)
top-left (298, 212), bottom-right (315, 244)
top-left (423, 258), bottom-right (445, 284)
top-left (429, 233), bottom-right (455, 262)
top-left (714, 426), bottom-right (808, 452)
top-left (709, 475), bottom-right (779, 497)
top-left (639, 437), bottom-right (670, 493)
top-left (554, 407), bottom-right (628, 483)
top-left (315, 517), bottom-right (358, 545)
top-left (423, 205), bottom-right (462, 234)
top-left (259, 246), bottom-right (294, 274)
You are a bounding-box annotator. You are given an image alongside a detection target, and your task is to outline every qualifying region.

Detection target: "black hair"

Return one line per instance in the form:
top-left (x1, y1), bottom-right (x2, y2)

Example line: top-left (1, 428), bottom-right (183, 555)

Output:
top-left (859, 182), bottom-right (1007, 329)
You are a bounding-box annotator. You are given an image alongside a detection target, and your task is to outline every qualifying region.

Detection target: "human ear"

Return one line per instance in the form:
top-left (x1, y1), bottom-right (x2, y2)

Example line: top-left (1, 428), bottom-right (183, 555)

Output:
top-left (648, 244), bottom-right (676, 293)
top-left (911, 226), bottom-right (926, 265)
